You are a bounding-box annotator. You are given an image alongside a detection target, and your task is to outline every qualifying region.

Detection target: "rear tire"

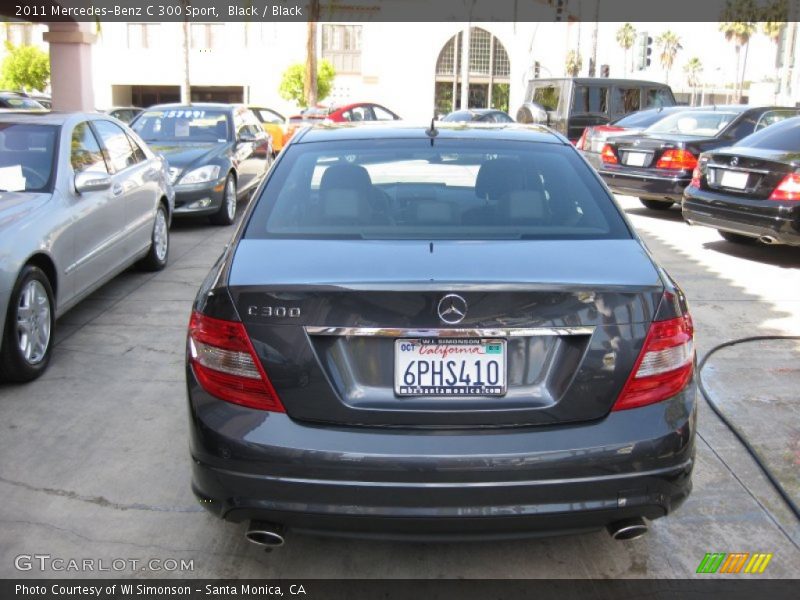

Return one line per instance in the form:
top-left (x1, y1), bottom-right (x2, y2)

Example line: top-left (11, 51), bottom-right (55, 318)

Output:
top-left (718, 230), bottom-right (756, 244)
top-left (209, 173), bottom-right (237, 226)
top-left (138, 204), bottom-right (170, 271)
top-left (0, 266), bottom-right (55, 383)
top-left (639, 198), bottom-right (674, 210)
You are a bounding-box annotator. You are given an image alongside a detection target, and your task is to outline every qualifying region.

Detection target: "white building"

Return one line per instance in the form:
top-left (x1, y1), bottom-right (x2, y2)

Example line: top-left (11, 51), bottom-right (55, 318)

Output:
top-left (3, 20), bottom-right (799, 116)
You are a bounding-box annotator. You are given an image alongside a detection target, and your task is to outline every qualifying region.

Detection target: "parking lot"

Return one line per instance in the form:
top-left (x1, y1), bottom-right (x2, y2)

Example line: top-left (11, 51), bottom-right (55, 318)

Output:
top-left (0, 193), bottom-right (798, 579)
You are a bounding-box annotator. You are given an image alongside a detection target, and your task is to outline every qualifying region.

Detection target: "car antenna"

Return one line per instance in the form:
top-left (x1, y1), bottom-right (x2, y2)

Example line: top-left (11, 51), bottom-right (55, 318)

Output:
top-left (425, 115), bottom-right (439, 138)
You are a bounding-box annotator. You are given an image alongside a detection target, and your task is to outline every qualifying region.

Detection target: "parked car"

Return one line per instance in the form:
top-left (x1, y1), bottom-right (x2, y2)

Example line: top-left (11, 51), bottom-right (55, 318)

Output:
top-left (105, 107), bottom-right (143, 124)
top-left (516, 78), bottom-right (677, 143)
top-left (598, 105), bottom-right (800, 210)
top-left (187, 122), bottom-right (696, 546)
top-left (578, 106), bottom-right (689, 170)
top-left (320, 102), bottom-right (401, 123)
top-left (130, 103), bottom-right (271, 225)
top-left (683, 115), bottom-right (800, 246)
top-left (0, 92), bottom-right (46, 112)
top-left (249, 106), bottom-right (286, 156)
top-left (0, 112), bottom-right (174, 382)
top-left (441, 109), bottom-right (515, 123)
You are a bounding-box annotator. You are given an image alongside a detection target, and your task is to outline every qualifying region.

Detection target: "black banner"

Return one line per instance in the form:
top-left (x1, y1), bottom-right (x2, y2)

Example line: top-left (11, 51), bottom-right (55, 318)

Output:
top-left (3, 579), bottom-right (800, 600)
top-left (5, 0), bottom-right (800, 23)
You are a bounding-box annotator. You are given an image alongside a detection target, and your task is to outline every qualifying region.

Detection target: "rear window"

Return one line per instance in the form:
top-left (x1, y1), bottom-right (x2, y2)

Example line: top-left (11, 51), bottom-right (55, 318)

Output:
top-left (613, 108), bottom-right (675, 129)
top-left (0, 123), bottom-right (57, 192)
top-left (735, 116), bottom-right (800, 151)
top-left (531, 86), bottom-right (561, 111)
top-left (647, 111), bottom-right (739, 136)
top-left (245, 139), bottom-right (631, 241)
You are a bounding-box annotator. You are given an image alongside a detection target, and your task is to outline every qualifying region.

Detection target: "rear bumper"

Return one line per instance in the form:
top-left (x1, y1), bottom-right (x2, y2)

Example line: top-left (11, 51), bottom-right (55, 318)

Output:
top-left (683, 190), bottom-right (800, 246)
top-left (188, 374), bottom-right (697, 540)
top-left (599, 168), bottom-right (690, 202)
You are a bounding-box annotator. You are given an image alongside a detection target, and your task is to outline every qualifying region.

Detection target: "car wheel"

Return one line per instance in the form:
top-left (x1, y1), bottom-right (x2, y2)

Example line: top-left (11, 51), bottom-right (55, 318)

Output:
top-left (0, 266), bottom-right (55, 382)
top-left (639, 199), bottom-right (674, 210)
top-left (138, 204), bottom-right (170, 271)
top-left (718, 230), bottom-right (756, 244)
top-left (209, 173), bottom-right (237, 226)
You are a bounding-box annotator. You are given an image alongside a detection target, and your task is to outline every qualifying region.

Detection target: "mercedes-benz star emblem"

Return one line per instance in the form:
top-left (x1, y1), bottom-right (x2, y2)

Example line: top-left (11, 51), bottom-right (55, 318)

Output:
top-left (730, 157), bottom-right (739, 167)
top-left (437, 294), bottom-right (468, 325)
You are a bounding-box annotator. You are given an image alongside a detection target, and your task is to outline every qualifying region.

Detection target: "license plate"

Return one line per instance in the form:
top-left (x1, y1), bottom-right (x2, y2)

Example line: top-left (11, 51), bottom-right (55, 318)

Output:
top-left (624, 152), bottom-right (648, 167)
top-left (394, 338), bottom-right (506, 396)
top-left (720, 170), bottom-right (749, 189)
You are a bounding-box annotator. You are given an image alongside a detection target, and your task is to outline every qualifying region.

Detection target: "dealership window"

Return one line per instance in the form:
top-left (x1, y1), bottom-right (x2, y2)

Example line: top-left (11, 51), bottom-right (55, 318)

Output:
top-left (321, 24), bottom-right (362, 74)
top-left (5, 23), bottom-right (33, 46)
top-left (191, 23), bottom-right (226, 50)
top-left (127, 23), bottom-right (159, 49)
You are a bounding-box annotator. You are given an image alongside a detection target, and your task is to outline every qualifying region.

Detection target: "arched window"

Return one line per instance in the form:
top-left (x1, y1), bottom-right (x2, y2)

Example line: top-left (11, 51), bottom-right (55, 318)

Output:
top-left (434, 28), bottom-right (510, 116)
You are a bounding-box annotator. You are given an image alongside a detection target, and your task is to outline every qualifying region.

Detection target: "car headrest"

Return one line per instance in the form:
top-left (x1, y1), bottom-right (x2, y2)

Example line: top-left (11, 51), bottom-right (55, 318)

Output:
top-left (319, 163), bottom-right (372, 195)
top-left (475, 158), bottom-right (525, 200)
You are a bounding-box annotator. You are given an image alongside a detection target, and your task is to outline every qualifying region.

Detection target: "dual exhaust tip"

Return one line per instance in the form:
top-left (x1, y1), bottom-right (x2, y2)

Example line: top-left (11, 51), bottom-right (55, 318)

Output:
top-left (245, 521), bottom-right (285, 548)
top-left (244, 517), bottom-right (648, 547)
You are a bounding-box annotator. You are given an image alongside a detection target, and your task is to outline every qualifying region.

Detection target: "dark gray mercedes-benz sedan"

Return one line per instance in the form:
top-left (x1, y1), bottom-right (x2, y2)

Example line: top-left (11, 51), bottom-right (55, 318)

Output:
top-left (186, 123), bottom-right (696, 546)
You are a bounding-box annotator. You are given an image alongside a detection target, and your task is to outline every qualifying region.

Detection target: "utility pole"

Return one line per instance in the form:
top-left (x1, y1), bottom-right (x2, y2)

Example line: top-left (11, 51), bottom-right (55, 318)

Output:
top-left (180, 1), bottom-right (190, 103)
top-left (305, 0), bottom-right (320, 108)
top-left (780, 2), bottom-right (799, 104)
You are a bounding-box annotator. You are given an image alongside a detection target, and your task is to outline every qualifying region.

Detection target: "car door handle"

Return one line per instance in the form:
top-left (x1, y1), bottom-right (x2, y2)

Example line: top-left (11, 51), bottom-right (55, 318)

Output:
top-left (112, 184), bottom-right (124, 196)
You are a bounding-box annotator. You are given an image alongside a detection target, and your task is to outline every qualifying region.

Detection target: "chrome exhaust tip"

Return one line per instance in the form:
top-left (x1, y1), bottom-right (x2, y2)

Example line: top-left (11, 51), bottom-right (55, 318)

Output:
top-left (759, 235), bottom-right (778, 245)
top-left (607, 517), bottom-right (648, 541)
top-left (245, 521), bottom-right (285, 547)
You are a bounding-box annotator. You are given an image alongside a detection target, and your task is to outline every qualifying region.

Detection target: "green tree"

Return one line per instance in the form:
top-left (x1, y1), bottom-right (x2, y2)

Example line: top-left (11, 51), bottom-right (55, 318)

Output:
top-left (0, 43), bottom-right (50, 92)
top-left (279, 60), bottom-right (335, 108)
top-left (616, 23), bottom-right (636, 77)
top-left (564, 50), bottom-right (582, 77)
top-left (684, 57), bottom-right (703, 105)
top-left (656, 31), bottom-right (682, 85)
top-left (719, 0), bottom-right (760, 102)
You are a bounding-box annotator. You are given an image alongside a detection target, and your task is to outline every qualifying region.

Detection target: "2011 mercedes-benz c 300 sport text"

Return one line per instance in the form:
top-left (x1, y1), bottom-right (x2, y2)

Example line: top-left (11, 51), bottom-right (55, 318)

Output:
top-left (186, 122), bottom-right (697, 546)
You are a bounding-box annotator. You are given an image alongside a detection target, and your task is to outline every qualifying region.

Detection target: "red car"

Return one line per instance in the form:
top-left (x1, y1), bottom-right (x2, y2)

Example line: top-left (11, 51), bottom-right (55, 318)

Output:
top-left (284, 102), bottom-right (401, 145)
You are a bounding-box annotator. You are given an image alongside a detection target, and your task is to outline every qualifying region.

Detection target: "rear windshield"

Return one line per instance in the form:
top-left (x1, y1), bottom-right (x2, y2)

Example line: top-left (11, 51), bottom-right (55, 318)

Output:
top-left (0, 123), bottom-right (57, 192)
top-left (131, 108), bottom-right (229, 142)
top-left (0, 96), bottom-right (44, 110)
top-left (646, 111), bottom-right (739, 136)
top-left (736, 116), bottom-right (800, 151)
top-left (245, 139), bottom-right (631, 241)
top-left (614, 108), bottom-right (678, 129)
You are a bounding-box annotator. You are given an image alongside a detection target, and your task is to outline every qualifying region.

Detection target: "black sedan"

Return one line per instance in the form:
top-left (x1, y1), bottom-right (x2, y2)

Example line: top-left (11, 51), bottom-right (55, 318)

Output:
top-left (131, 103), bottom-right (271, 225)
top-left (441, 109), bottom-right (515, 123)
top-left (598, 105), bottom-right (799, 210)
top-left (683, 116), bottom-right (800, 246)
top-left (187, 123), bottom-right (696, 546)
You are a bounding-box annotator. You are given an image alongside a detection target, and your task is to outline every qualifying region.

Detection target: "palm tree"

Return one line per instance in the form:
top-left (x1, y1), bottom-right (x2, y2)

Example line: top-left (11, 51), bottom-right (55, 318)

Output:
top-left (656, 31), bottom-right (682, 85)
top-left (719, 0), bottom-right (760, 102)
top-left (565, 49), bottom-right (582, 77)
top-left (616, 23), bottom-right (636, 77)
top-left (684, 57), bottom-right (703, 106)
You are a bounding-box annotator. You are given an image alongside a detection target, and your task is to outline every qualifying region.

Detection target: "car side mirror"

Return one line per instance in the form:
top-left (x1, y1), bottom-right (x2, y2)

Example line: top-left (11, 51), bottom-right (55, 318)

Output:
top-left (74, 170), bottom-right (112, 194)
top-left (516, 102), bottom-right (550, 126)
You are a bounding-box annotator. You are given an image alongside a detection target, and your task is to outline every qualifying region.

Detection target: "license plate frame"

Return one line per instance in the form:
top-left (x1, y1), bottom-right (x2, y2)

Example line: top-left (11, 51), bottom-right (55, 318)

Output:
top-left (394, 338), bottom-right (507, 397)
top-left (720, 170), bottom-right (749, 189)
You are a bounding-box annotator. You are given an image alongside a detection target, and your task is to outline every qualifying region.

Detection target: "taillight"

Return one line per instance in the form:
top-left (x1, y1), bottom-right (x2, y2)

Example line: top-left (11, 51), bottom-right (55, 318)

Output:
top-left (576, 128), bottom-right (589, 150)
top-left (689, 165), bottom-right (702, 188)
top-left (188, 311), bottom-right (285, 412)
top-left (655, 149), bottom-right (698, 171)
top-left (613, 313), bottom-right (694, 411)
top-left (601, 144), bottom-right (618, 165)
top-left (769, 172), bottom-right (800, 201)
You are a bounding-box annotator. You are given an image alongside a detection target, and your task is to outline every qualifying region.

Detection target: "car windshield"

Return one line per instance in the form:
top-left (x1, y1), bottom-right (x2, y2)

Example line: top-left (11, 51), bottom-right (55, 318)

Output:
top-left (131, 108), bottom-right (229, 142)
top-left (735, 116), bottom-right (800, 151)
top-left (0, 96), bottom-right (45, 110)
top-left (646, 111), bottom-right (739, 136)
top-left (246, 138), bottom-right (631, 241)
top-left (0, 123), bottom-right (57, 193)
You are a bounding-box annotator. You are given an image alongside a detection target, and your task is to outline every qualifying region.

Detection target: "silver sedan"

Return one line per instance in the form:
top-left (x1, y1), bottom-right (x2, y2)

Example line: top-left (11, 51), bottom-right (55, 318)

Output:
top-left (0, 112), bottom-right (174, 382)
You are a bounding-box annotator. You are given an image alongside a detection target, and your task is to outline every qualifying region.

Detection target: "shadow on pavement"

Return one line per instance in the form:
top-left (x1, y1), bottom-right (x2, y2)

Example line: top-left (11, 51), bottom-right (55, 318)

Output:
top-left (702, 240), bottom-right (800, 269)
